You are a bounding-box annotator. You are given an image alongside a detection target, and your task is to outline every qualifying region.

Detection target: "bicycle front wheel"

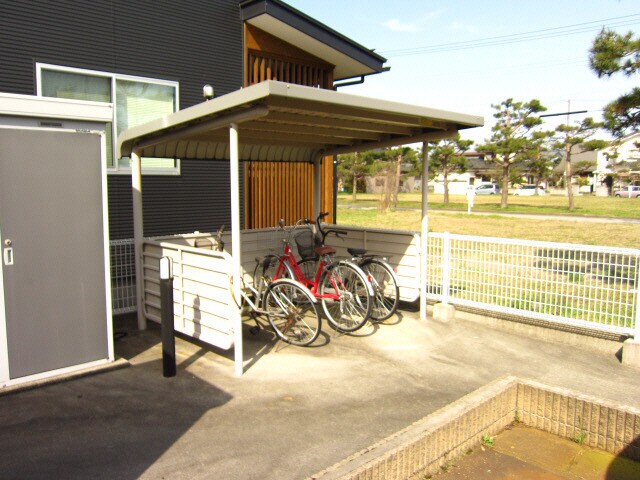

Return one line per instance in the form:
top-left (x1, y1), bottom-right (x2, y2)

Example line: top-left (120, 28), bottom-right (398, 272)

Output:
top-left (263, 278), bottom-right (321, 346)
top-left (360, 258), bottom-right (399, 321)
top-left (319, 262), bottom-right (372, 332)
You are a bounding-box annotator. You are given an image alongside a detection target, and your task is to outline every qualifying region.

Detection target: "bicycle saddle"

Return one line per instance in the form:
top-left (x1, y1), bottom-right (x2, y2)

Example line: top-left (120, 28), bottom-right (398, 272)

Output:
top-left (347, 248), bottom-right (367, 256)
top-left (315, 246), bottom-right (336, 256)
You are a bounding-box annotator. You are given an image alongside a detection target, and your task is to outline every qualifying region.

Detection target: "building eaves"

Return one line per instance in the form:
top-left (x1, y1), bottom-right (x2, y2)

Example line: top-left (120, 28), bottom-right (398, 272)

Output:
top-left (239, 0), bottom-right (387, 79)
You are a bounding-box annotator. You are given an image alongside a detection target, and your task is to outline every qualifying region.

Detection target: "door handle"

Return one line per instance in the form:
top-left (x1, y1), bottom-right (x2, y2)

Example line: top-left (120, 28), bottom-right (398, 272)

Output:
top-left (3, 247), bottom-right (13, 266)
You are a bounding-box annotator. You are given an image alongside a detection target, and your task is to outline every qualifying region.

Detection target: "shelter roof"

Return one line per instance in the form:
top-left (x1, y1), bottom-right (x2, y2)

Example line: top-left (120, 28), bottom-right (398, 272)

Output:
top-left (118, 81), bottom-right (483, 163)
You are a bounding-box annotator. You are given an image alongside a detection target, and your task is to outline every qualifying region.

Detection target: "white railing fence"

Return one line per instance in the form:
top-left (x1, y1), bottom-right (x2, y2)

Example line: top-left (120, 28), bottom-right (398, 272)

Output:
top-left (109, 231), bottom-right (640, 337)
top-left (427, 232), bottom-right (640, 337)
top-left (110, 239), bottom-right (136, 315)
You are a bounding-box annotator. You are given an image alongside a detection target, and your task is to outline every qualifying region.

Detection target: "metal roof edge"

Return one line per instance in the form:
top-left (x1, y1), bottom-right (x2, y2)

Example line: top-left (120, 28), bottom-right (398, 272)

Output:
top-left (267, 81), bottom-right (484, 127)
top-left (118, 81), bottom-right (484, 158)
top-left (0, 93), bottom-right (113, 122)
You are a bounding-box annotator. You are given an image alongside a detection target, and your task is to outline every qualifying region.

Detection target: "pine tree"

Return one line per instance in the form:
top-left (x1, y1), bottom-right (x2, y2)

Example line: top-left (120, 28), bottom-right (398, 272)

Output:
top-left (479, 98), bottom-right (547, 208)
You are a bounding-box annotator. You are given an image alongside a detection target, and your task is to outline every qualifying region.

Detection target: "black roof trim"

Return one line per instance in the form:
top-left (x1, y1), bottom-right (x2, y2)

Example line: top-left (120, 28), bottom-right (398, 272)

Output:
top-left (240, 0), bottom-right (387, 76)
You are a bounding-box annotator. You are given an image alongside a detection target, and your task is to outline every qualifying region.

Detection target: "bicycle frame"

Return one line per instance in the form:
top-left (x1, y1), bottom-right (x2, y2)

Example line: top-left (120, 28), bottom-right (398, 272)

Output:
top-left (273, 239), bottom-right (343, 302)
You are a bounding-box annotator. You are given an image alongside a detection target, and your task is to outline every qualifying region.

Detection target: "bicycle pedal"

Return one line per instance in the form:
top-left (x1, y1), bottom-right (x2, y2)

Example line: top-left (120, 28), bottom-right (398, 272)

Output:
top-left (249, 325), bottom-right (261, 335)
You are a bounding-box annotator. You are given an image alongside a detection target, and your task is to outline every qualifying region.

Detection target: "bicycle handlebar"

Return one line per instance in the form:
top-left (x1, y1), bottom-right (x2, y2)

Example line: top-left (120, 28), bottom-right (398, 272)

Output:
top-left (215, 225), bottom-right (226, 252)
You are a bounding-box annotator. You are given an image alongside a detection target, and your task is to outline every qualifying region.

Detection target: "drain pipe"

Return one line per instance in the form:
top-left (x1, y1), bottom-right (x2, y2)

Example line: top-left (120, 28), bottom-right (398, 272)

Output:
top-left (333, 67), bottom-right (391, 89)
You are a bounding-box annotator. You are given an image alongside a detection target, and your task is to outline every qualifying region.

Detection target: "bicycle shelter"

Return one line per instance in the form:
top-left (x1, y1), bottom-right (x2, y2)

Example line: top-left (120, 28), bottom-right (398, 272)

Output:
top-left (118, 80), bottom-right (483, 376)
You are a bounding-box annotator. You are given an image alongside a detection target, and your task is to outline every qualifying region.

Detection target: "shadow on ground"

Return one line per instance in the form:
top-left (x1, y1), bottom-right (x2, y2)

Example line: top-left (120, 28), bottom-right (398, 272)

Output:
top-left (0, 356), bottom-right (232, 480)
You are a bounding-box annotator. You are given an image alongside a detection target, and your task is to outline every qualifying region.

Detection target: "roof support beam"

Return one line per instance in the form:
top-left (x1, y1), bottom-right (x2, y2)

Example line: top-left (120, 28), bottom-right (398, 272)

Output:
top-left (263, 111), bottom-right (416, 136)
top-left (324, 129), bottom-right (457, 156)
top-left (130, 106), bottom-right (270, 153)
top-left (242, 120), bottom-right (384, 141)
top-left (268, 97), bottom-right (426, 127)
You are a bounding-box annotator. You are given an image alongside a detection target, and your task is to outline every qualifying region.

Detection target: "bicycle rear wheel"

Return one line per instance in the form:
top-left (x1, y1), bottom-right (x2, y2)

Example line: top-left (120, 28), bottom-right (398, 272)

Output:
top-left (319, 261), bottom-right (372, 332)
top-left (360, 258), bottom-right (399, 321)
top-left (263, 278), bottom-right (321, 346)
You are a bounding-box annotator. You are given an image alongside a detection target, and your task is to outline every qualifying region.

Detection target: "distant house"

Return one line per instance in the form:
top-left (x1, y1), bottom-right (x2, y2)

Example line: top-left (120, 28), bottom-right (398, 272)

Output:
top-left (365, 152), bottom-right (498, 195)
top-left (555, 133), bottom-right (640, 196)
top-left (595, 133), bottom-right (640, 194)
top-left (431, 152), bottom-right (498, 195)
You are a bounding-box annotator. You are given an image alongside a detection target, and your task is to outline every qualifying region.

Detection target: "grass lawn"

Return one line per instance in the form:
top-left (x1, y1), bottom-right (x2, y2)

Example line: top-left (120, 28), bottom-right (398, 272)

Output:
top-left (338, 192), bottom-right (640, 219)
top-left (336, 194), bottom-right (640, 249)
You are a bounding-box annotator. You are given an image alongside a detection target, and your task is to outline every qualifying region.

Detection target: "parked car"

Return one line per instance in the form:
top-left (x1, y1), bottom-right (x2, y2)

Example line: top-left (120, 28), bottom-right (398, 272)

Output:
top-left (614, 186), bottom-right (640, 198)
top-left (513, 184), bottom-right (545, 196)
top-left (475, 183), bottom-right (500, 195)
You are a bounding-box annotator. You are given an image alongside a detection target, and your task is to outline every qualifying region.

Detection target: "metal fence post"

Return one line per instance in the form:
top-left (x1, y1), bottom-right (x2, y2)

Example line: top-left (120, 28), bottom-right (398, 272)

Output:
top-left (635, 257), bottom-right (640, 340)
top-left (441, 232), bottom-right (451, 306)
top-left (160, 256), bottom-right (176, 378)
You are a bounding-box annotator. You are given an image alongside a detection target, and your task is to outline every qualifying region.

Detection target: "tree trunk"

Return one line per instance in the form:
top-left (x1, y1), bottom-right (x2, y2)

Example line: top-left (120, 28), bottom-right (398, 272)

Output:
top-left (352, 173), bottom-right (357, 202)
top-left (391, 154), bottom-right (402, 209)
top-left (443, 167), bottom-right (449, 205)
top-left (565, 142), bottom-right (574, 211)
top-left (501, 164), bottom-right (509, 208)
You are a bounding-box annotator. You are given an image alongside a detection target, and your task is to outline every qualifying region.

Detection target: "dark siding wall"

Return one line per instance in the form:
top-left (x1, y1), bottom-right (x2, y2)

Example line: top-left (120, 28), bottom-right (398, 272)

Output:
top-left (0, 0), bottom-right (243, 102)
top-left (108, 160), bottom-right (244, 239)
top-left (0, 0), bottom-right (243, 238)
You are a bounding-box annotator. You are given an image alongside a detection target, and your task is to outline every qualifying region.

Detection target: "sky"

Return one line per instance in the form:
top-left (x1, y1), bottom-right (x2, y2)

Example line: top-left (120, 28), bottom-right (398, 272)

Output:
top-left (286, 0), bottom-right (640, 145)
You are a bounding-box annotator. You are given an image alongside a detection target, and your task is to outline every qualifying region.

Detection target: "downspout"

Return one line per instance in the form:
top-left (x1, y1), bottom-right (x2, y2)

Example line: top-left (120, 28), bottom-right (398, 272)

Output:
top-left (313, 153), bottom-right (323, 219)
top-left (333, 67), bottom-right (391, 89)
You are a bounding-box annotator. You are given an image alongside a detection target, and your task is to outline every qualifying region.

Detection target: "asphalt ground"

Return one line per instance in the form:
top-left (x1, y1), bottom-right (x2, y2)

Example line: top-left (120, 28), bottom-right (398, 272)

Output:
top-left (0, 309), bottom-right (638, 479)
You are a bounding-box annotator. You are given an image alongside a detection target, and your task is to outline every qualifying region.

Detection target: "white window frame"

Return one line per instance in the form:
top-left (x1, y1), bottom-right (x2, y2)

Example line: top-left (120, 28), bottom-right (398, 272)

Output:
top-left (36, 63), bottom-right (180, 175)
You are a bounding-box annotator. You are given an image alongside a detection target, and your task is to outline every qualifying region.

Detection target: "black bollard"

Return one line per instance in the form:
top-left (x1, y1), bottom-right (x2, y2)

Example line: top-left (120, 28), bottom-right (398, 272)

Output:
top-left (159, 257), bottom-right (176, 377)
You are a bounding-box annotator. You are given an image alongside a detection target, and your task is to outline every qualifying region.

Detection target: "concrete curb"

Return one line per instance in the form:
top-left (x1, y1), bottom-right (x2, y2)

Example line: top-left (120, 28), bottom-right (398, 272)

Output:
top-left (308, 377), bottom-right (640, 480)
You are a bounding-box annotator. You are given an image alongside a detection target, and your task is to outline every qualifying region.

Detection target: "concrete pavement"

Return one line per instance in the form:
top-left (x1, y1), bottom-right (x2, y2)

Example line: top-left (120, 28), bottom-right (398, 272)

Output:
top-left (0, 309), bottom-right (638, 479)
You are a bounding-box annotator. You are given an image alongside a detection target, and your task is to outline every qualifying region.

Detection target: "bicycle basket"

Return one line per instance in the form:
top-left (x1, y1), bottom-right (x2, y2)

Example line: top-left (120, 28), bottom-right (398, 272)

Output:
top-left (295, 229), bottom-right (319, 259)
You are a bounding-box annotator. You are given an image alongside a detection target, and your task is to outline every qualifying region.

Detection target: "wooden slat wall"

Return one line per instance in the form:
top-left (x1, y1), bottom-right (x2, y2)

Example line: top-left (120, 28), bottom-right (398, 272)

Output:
top-left (244, 161), bottom-right (314, 229)
top-left (243, 23), bottom-right (336, 228)
top-left (244, 156), bottom-right (335, 228)
top-left (247, 52), bottom-right (332, 89)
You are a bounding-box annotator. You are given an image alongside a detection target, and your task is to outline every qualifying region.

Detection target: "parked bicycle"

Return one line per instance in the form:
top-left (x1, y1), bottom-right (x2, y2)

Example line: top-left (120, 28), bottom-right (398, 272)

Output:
top-left (254, 219), bottom-right (374, 332)
top-left (209, 225), bottom-right (322, 347)
top-left (298, 213), bottom-right (400, 321)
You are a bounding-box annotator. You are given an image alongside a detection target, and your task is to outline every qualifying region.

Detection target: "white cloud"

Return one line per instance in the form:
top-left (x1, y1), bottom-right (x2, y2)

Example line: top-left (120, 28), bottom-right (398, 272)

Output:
top-left (382, 19), bottom-right (418, 32)
top-left (382, 9), bottom-right (444, 33)
top-left (449, 21), bottom-right (478, 34)
top-left (422, 9), bottom-right (445, 21)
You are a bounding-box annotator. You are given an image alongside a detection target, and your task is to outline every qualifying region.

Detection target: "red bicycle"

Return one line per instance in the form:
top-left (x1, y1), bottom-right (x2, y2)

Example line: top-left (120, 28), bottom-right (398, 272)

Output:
top-left (255, 219), bottom-right (373, 332)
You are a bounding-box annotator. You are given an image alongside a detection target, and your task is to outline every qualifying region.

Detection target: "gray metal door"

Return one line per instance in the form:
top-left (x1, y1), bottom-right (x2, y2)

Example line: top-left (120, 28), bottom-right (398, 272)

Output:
top-left (0, 128), bottom-right (108, 379)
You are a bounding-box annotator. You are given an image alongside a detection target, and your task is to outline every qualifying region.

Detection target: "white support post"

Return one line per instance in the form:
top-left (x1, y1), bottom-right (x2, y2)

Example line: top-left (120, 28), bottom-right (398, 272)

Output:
top-left (441, 231), bottom-right (451, 306)
top-left (420, 142), bottom-right (429, 321)
top-left (313, 154), bottom-right (322, 219)
top-left (131, 148), bottom-right (146, 330)
top-left (229, 123), bottom-right (243, 377)
top-left (634, 260), bottom-right (640, 340)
